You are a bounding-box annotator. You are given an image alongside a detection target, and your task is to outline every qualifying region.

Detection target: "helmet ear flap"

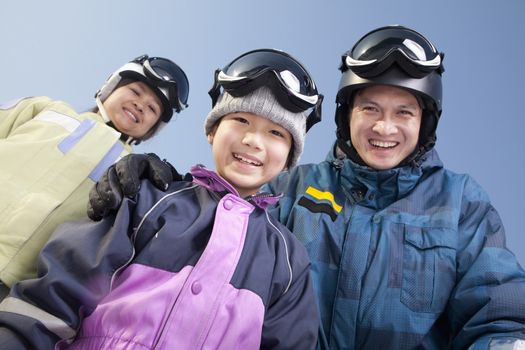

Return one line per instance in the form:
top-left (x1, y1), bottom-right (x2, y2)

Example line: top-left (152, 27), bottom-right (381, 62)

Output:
top-left (335, 103), bottom-right (353, 157)
top-left (400, 108), bottom-right (439, 166)
top-left (335, 87), bottom-right (356, 156)
top-left (418, 109), bottom-right (439, 153)
top-left (335, 104), bottom-right (350, 143)
top-left (95, 72), bottom-right (122, 102)
top-left (335, 102), bottom-right (368, 165)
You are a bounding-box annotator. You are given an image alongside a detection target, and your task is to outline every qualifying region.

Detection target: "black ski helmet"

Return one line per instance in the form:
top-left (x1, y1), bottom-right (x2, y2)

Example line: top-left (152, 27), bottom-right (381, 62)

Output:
top-left (335, 25), bottom-right (445, 166)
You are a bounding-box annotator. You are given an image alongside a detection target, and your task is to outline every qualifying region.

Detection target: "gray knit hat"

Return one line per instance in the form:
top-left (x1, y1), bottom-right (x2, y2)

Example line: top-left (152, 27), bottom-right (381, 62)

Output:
top-left (204, 86), bottom-right (306, 167)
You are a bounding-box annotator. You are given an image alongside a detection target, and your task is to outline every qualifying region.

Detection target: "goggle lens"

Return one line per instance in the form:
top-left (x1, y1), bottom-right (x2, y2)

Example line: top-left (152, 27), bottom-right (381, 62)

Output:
top-left (343, 26), bottom-right (443, 78)
top-left (147, 57), bottom-right (189, 106)
top-left (222, 49), bottom-right (316, 98)
top-left (132, 55), bottom-right (189, 112)
top-left (352, 27), bottom-right (438, 62)
top-left (211, 49), bottom-right (322, 130)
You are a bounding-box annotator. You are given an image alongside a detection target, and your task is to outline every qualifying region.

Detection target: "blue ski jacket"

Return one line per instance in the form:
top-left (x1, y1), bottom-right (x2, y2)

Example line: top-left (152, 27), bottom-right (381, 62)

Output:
top-left (265, 144), bottom-right (525, 350)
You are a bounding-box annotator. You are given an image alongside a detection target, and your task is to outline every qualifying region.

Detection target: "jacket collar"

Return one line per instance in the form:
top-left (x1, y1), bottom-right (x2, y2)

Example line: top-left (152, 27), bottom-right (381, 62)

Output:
top-left (190, 165), bottom-right (280, 210)
top-left (325, 142), bottom-right (443, 208)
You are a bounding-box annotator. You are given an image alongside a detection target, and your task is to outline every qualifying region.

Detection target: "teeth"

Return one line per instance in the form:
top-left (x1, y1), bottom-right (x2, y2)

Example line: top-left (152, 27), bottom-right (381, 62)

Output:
top-left (370, 140), bottom-right (397, 148)
top-left (234, 153), bottom-right (262, 166)
top-left (126, 110), bottom-right (138, 123)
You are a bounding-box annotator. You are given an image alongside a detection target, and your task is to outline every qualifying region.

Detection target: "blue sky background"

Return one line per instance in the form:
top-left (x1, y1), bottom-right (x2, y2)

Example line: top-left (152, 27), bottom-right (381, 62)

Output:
top-left (2, 0), bottom-right (524, 266)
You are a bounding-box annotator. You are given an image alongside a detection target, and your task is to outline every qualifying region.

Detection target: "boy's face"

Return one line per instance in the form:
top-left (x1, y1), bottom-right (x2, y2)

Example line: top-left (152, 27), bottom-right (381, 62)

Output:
top-left (349, 85), bottom-right (422, 170)
top-left (102, 81), bottom-right (163, 138)
top-left (208, 112), bottom-right (292, 197)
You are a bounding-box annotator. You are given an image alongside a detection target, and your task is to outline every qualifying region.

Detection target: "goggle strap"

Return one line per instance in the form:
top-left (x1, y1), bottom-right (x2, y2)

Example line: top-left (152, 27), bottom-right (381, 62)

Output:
top-left (437, 53), bottom-right (445, 74)
top-left (208, 69), bottom-right (222, 107)
top-left (167, 85), bottom-right (183, 114)
top-left (306, 94), bottom-right (323, 131)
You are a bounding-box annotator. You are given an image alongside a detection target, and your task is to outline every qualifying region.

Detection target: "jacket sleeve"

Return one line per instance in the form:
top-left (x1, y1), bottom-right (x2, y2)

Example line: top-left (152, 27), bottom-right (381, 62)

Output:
top-left (260, 232), bottom-right (319, 350)
top-left (449, 177), bottom-right (525, 349)
top-left (0, 97), bottom-right (52, 138)
top-left (0, 197), bottom-right (138, 349)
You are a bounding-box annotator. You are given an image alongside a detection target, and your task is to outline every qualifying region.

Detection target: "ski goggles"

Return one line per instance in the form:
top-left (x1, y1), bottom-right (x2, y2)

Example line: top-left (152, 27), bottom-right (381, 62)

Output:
top-left (132, 54), bottom-right (189, 113)
top-left (341, 26), bottom-right (444, 79)
top-left (209, 49), bottom-right (323, 130)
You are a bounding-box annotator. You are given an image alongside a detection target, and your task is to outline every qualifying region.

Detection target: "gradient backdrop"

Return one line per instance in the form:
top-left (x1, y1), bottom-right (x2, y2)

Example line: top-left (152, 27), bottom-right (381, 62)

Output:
top-left (2, 0), bottom-right (524, 266)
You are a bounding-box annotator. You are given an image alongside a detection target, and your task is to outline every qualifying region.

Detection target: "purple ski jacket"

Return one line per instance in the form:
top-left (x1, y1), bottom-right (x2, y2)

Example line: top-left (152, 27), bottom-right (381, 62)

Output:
top-left (0, 165), bottom-right (319, 349)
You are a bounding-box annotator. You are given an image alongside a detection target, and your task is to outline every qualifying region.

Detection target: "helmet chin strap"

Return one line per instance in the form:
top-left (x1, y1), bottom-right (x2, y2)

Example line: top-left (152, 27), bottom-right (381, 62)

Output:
top-left (95, 96), bottom-right (111, 123)
top-left (96, 95), bottom-right (136, 145)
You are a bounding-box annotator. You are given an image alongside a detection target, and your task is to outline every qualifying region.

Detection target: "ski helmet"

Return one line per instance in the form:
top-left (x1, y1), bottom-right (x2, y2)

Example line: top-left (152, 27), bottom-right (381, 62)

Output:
top-left (95, 54), bottom-right (189, 141)
top-left (335, 25), bottom-right (444, 165)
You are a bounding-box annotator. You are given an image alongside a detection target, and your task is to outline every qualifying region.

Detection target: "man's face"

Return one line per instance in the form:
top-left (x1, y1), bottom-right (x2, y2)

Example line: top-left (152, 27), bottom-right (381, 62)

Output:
top-left (349, 85), bottom-right (422, 170)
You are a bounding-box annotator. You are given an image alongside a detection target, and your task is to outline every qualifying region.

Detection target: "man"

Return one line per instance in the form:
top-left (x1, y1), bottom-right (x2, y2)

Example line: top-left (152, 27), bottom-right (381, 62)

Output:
top-left (87, 26), bottom-right (525, 349)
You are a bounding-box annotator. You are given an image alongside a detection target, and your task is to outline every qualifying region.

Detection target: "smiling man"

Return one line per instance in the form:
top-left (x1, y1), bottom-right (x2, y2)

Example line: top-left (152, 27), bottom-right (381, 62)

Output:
top-left (348, 85), bottom-right (422, 170)
top-left (266, 25), bottom-right (525, 349)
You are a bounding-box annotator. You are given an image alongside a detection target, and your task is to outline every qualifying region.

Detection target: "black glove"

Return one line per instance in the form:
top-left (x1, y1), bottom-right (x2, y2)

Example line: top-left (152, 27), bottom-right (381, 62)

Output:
top-left (87, 153), bottom-right (184, 221)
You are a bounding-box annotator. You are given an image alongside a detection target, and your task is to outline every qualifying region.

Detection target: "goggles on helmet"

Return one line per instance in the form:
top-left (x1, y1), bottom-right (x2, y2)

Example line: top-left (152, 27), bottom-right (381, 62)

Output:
top-left (209, 49), bottom-right (323, 131)
top-left (341, 25), bottom-right (444, 79)
top-left (131, 54), bottom-right (189, 114)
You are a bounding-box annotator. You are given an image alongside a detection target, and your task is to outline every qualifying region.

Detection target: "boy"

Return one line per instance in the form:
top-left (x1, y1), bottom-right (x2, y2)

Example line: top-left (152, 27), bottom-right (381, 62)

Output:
top-left (0, 49), bottom-right (321, 350)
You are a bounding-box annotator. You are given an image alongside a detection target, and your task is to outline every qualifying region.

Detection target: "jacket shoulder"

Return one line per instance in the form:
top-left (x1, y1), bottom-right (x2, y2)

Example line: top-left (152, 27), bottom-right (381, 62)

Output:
top-left (266, 162), bottom-right (333, 195)
top-left (437, 167), bottom-right (491, 203)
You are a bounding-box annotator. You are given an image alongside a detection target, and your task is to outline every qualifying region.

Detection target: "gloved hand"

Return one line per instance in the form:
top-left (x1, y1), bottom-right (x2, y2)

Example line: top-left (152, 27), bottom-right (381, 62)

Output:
top-left (87, 153), bottom-right (184, 221)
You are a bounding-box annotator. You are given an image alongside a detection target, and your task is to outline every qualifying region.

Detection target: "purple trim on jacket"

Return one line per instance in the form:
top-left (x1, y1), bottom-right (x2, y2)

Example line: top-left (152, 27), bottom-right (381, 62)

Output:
top-left (71, 264), bottom-right (264, 349)
top-left (57, 119), bottom-right (95, 154)
top-left (88, 141), bottom-right (125, 181)
top-left (65, 168), bottom-right (299, 349)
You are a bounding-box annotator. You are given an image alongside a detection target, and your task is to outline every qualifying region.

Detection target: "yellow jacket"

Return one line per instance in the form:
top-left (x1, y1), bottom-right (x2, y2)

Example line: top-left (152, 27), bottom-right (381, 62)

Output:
top-left (0, 96), bottom-right (131, 286)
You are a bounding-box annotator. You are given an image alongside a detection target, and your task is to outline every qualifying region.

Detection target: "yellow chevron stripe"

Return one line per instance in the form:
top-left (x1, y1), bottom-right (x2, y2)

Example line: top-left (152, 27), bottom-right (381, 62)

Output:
top-left (305, 186), bottom-right (342, 213)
